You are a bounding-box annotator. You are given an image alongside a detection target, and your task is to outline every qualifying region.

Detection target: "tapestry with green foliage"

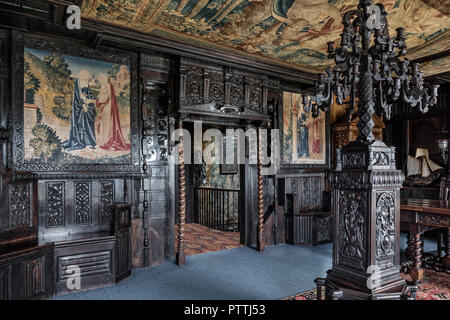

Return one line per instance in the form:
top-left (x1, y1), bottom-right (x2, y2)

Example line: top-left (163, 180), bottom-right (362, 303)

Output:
top-left (24, 47), bottom-right (132, 164)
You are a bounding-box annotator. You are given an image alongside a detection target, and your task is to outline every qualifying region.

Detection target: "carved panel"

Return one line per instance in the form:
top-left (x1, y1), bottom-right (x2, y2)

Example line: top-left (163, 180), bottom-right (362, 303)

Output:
top-left (246, 78), bottom-right (262, 112)
top-left (23, 257), bottom-right (45, 298)
top-left (229, 74), bottom-right (244, 108)
top-left (419, 214), bottom-right (450, 227)
top-left (75, 182), bottom-right (91, 224)
top-left (57, 251), bottom-right (112, 282)
top-left (298, 176), bottom-right (323, 211)
top-left (9, 183), bottom-right (31, 228)
top-left (332, 171), bottom-right (369, 190)
top-left (338, 190), bottom-right (367, 270)
top-left (46, 182), bottom-right (64, 227)
top-left (185, 67), bottom-right (203, 105)
top-left (342, 152), bottom-right (366, 169)
top-left (375, 192), bottom-right (395, 269)
top-left (315, 216), bottom-right (333, 243)
top-left (99, 181), bottom-right (114, 224)
top-left (208, 71), bottom-right (224, 108)
top-left (0, 266), bottom-right (10, 300)
top-left (373, 151), bottom-right (389, 167)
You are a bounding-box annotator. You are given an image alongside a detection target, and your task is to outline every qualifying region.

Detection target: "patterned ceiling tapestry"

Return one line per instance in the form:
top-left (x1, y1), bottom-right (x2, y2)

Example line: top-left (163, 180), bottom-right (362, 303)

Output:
top-left (82, 0), bottom-right (450, 76)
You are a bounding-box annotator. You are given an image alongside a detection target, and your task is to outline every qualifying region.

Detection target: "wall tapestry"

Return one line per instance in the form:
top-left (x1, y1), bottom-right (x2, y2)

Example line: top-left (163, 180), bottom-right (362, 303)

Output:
top-left (81, 0), bottom-right (450, 76)
top-left (23, 47), bottom-right (131, 164)
top-left (282, 91), bottom-right (326, 165)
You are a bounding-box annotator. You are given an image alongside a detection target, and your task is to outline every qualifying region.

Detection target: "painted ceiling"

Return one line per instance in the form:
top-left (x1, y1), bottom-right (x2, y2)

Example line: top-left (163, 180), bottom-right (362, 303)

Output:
top-left (81, 0), bottom-right (450, 76)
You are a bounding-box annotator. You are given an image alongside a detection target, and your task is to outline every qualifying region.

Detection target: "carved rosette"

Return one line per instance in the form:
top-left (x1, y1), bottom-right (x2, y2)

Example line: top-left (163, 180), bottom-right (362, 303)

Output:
top-left (208, 71), bottom-right (224, 108)
top-left (375, 192), bottom-right (395, 269)
top-left (338, 190), bottom-right (367, 270)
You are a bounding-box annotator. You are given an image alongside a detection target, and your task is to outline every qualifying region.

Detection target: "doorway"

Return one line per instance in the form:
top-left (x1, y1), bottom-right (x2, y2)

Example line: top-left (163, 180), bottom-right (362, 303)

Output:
top-left (174, 123), bottom-right (243, 256)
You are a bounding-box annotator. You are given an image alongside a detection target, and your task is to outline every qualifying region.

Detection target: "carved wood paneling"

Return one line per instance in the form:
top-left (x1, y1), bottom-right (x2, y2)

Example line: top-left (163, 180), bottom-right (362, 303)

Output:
top-left (9, 182), bottom-right (31, 228)
top-left (23, 256), bottom-right (45, 298)
top-left (0, 266), bottom-right (10, 300)
top-left (75, 182), bottom-right (91, 225)
top-left (185, 67), bottom-right (203, 105)
top-left (179, 58), bottom-right (269, 120)
top-left (338, 190), bottom-right (367, 271)
top-left (229, 74), bottom-right (244, 109)
top-left (46, 182), bottom-right (64, 227)
top-left (375, 192), bottom-right (396, 269)
top-left (207, 71), bottom-right (224, 107)
top-left (99, 181), bottom-right (114, 224)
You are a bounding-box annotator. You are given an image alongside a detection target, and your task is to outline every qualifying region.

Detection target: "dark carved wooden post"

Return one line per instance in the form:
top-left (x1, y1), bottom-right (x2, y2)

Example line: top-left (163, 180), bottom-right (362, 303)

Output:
top-left (176, 119), bottom-right (186, 266)
top-left (257, 128), bottom-right (265, 252)
top-left (306, 0), bottom-right (438, 300)
top-left (323, 3), bottom-right (407, 298)
top-left (314, 278), bottom-right (326, 300)
top-left (444, 228), bottom-right (450, 272)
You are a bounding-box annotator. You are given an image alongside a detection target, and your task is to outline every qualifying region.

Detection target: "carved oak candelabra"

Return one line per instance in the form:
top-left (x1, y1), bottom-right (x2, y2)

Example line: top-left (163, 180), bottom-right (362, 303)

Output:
top-left (304, 0), bottom-right (438, 300)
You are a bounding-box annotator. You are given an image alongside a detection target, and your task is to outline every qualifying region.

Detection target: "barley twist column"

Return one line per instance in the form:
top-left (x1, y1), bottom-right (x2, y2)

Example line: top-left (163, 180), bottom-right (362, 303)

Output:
top-left (176, 119), bottom-right (186, 266)
top-left (444, 228), bottom-right (450, 272)
top-left (410, 232), bottom-right (423, 282)
top-left (257, 129), bottom-right (265, 252)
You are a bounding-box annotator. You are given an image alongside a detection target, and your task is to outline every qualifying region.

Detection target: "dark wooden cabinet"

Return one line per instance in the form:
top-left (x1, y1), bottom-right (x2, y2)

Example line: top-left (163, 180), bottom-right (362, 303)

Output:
top-left (114, 204), bottom-right (132, 283)
top-left (0, 243), bottom-right (54, 300)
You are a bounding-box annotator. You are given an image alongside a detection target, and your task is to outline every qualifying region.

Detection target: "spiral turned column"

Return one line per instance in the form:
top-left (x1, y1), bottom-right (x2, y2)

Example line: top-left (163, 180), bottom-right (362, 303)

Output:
top-left (257, 129), bottom-right (265, 252)
top-left (176, 119), bottom-right (186, 266)
top-left (410, 232), bottom-right (423, 282)
top-left (356, 71), bottom-right (376, 143)
top-left (444, 228), bottom-right (450, 272)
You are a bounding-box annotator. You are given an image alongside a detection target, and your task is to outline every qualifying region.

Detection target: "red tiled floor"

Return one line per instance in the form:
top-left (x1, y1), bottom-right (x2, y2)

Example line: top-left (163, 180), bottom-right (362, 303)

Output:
top-left (175, 223), bottom-right (242, 256)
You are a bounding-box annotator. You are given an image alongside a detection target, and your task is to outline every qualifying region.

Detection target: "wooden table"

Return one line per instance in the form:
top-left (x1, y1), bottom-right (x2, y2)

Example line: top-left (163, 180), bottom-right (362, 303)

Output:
top-left (400, 198), bottom-right (450, 282)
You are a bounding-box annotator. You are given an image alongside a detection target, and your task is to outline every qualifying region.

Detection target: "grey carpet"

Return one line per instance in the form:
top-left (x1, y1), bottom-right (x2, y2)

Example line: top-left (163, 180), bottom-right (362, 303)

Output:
top-left (52, 233), bottom-right (437, 300)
